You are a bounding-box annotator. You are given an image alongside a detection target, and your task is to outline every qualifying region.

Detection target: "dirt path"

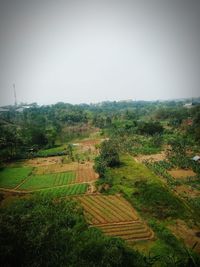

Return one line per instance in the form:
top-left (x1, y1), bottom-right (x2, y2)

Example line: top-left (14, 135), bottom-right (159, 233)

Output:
top-left (87, 182), bottom-right (96, 194)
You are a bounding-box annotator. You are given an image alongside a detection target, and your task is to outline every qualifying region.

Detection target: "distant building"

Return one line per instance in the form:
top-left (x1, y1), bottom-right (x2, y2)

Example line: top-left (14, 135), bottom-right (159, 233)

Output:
top-left (184, 103), bottom-right (193, 109)
top-left (0, 107), bottom-right (10, 112)
top-left (192, 155), bottom-right (200, 162)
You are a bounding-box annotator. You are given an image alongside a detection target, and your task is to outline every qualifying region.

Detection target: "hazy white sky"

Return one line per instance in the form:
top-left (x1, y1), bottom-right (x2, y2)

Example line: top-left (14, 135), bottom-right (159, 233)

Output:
top-left (0, 0), bottom-right (200, 105)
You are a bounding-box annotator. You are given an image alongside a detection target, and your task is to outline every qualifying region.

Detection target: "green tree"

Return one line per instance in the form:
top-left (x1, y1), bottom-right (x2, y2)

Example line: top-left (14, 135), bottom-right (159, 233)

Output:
top-left (100, 140), bottom-right (120, 167)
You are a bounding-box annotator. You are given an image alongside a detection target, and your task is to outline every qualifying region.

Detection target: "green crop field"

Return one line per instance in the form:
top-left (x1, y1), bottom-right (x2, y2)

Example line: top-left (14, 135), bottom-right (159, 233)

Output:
top-left (36, 145), bottom-right (66, 157)
top-left (37, 183), bottom-right (88, 197)
top-left (19, 171), bottom-right (76, 190)
top-left (0, 167), bottom-right (32, 189)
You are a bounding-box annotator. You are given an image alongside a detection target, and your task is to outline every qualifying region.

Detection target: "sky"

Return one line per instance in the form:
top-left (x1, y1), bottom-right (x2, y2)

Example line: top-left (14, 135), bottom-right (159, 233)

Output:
top-left (0, 0), bottom-right (200, 106)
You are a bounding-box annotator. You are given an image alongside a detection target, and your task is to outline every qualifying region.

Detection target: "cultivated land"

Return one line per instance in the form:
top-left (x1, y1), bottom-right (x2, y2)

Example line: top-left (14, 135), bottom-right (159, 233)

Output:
top-left (0, 167), bottom-right (32, 189)
top-left (74, 194), bottom-right (154, 242)
top-left (168, 169), bottom-right (196, 179)
top-left (1, 107), bottom-right (200, 261)
top-left (0, 158), bottom-right (98, 193)
top-left (0, 134), bottom-right (155, 243)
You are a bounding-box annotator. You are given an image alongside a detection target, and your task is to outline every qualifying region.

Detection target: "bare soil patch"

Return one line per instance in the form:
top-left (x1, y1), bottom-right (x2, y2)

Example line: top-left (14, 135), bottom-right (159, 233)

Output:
top-left (174, 185), bottom-right (200, 198)
top-left (168, 169), bottom-right (196, 179)
top-left (134, 152), bottom-right (166, 163)
top-left (169, 220), bottom-right (200, 253)
top-left (34, 162), bottom-right (78, 175)
top-left (76, 162), bottom-right (98, 183)
top-left (24, 156), bottom-right (63, 167)
top-left (75, 139), bottom-right (102, 154)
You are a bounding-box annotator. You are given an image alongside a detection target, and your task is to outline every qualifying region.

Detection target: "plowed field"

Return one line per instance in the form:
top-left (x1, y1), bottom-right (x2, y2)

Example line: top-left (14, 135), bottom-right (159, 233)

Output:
top-left (75, 195), bottom-right (154, 242)
top-left (77, 164), bottom-right (98, 183)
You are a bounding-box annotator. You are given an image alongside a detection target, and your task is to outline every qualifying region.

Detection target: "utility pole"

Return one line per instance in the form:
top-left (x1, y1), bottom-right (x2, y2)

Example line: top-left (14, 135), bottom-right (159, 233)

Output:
top-left (13, 83), bottom-right (17, 106)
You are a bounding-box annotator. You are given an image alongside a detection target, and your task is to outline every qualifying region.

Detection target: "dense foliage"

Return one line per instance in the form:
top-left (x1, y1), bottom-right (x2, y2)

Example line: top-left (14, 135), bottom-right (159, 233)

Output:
top-left (94, 139), bottom-right (120, 177)
top-left (0, 197), bottom-right (147, 267)
top-left (1, 98), bottom-right (200, 162)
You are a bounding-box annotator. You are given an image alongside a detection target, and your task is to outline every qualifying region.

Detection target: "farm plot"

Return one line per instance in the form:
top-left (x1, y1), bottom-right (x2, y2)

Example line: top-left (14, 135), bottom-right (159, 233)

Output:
top-left (98, 221), bottom-right (153, 241)
top-left (76, 164), bottom-right (98, 183)
top-left (168, 169), bottom-right (196, 180)
top-left (37, 183), bottom-right (88, 197)
top-left (34, 162), bottom-right (78, 175)
top-left (75, 195), bottom-right (153, 241)
top-left (19, 171), bottom-right (76, 190)
top-left (25, 156), bottom-right (63, 167)
top-left (0, 167), bottom-right (32, 189)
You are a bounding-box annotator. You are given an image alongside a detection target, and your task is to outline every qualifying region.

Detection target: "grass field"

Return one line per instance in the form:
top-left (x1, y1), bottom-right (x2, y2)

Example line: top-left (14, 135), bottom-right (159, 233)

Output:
top-left (75, 194), bottom-right (153, 241)
top-left (37, 183), bottom-right (88, 197)
top-left (36, 145), bottom-right (67, 157)
top-left (19, 171), bottom-right (76, 190)
top-left (0, 167), bottom-right (32, 189)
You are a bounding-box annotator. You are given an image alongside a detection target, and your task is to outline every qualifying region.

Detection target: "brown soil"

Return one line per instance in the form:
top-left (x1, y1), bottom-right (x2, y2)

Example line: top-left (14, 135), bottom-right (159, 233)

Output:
top-left (74, 138), bottom-right (103, 154)
top-left (76, 162), bottom-right (99, 182)
top-left (134, 152), bottom-right (166, 163)
top-left (78, 139), bottom-right (101, 146)
top-left (24, 156), bottom-right (63, 167)
top-left (174, 185), bottom-right (200, 198)
top-left (168, 169), bottom-right (196, 179)
top-left (34, 162), bottom-right (78, 175)
top-left (169, 220), bottom-right (200, 253)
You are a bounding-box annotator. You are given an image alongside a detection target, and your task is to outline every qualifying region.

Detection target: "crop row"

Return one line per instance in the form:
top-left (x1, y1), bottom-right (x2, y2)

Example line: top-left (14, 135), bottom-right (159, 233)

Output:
top-left (36, 183), bottom-right (88, 197)
top-left (93, 221), bottom-right (153, 241)
top-left (75, 195), bottom-right (139, 224)
top-left (19, 171), bottom-right (77, 190)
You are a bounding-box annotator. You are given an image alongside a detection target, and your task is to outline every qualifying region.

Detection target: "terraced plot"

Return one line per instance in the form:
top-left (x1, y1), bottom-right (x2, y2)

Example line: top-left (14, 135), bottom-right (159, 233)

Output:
top-left (75, 195), bottom-right (154, 242)
top-left (98, 221), bottom-right (153, 241)
top-left (37, 183), bottom-right (88, 197)
top-left (19, 171), bottom-right (76, 190)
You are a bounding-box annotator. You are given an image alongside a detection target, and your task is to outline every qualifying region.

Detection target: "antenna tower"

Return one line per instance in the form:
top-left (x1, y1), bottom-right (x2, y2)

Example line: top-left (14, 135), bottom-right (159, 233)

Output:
top-left (13, 83), bottom-right (17, 106)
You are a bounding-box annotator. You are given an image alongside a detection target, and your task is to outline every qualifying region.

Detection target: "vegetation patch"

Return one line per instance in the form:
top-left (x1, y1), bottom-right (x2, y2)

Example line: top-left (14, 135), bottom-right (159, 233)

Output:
top-left (134, 181), bottom-right (186, 219)
top-left (36, 183), bottom-right (88, 197)
top-left (0, 167), bottom-right (32, 189)
top-left (35, 145), bottom-right (67, 157)
top-left (100, 155), bottom-right (188, 220)
top-left (19, 171), bottom-right (76, 190)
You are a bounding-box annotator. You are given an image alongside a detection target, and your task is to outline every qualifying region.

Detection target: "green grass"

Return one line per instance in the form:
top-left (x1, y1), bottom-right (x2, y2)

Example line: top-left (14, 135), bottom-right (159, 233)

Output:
top-left (105, 155), bottom-right (157, 187)
top-left (102, 155), bottom-right (189, 219)
top-left (0, 167), bottom-right (33, 189)
top-left (37, 183), bottom-right (88, 197)
top-left (130, 145), bottom-right (161, 155)
top-left (19, 171), bottom-right (76, 190)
